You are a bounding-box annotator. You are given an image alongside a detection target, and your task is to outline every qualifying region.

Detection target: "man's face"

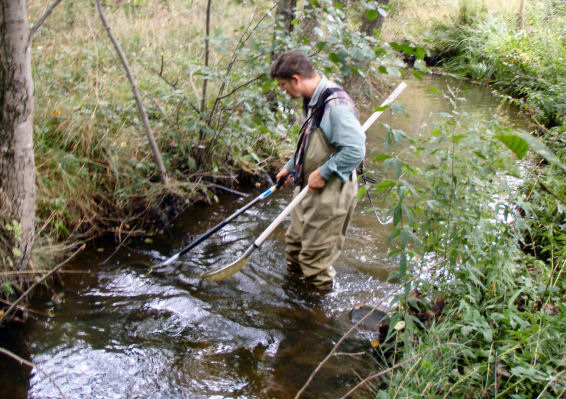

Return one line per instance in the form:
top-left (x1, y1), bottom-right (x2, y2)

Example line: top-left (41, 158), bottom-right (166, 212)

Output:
top-left (276, 76), bottom-right (301, 99)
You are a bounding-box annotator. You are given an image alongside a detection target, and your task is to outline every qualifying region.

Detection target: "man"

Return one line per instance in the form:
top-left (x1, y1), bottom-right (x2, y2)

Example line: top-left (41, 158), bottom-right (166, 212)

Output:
top-left (271, 50), bottom-right (365, 290)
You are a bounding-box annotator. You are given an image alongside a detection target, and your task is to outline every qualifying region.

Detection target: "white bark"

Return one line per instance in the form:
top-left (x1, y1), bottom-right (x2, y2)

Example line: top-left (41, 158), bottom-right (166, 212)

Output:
top-left (0, 0), bottom-right (36, 273)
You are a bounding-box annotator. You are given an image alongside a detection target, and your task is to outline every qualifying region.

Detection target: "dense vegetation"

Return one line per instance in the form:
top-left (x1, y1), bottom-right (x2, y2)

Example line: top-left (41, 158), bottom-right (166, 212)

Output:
top-left (365, 1), bottom-right (566, 397)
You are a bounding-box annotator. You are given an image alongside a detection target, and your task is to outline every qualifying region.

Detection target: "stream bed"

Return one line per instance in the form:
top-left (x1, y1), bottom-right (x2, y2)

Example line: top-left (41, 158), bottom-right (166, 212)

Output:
top-left (0, 74), bottom-right (530, 399)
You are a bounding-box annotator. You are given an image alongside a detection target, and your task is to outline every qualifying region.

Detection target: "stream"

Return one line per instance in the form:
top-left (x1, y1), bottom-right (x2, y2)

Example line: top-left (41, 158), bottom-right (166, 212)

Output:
top-left (0, 74), bottom-right (530, 399)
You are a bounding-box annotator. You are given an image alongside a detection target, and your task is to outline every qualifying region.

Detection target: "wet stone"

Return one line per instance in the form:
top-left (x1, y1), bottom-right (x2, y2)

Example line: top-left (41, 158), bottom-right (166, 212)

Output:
top-left (349, 305), bottom-right (389, 331)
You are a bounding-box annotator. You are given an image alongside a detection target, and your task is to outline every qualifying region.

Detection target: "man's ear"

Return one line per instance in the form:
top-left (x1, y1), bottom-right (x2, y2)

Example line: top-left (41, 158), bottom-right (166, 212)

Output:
top-left (290, 74), bottom-right (301, 86)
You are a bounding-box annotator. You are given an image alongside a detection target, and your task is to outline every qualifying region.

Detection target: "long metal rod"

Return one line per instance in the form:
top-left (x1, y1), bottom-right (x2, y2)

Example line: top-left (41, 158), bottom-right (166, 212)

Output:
top-left (362, 81), bottom-right (407, 225)
top-left (201, 81), bottom-right (407, 280)
top-left (160, 178), bottom-right (288, 266)
top-left (200, 186), bottom-right (309, 281)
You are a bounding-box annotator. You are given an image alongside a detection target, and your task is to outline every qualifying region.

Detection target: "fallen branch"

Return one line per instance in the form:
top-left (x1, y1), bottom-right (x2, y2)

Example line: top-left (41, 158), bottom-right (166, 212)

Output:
top-left (0, 243), bottom-right (85, 325)
top-left (0, 347), bottom-right (67, 399)
top-left (294, 258), bottom-right (447, 399)
top-left (204, 182), bottom-right (248, 198)
top-left (340, 348), bottom-right (433, 399)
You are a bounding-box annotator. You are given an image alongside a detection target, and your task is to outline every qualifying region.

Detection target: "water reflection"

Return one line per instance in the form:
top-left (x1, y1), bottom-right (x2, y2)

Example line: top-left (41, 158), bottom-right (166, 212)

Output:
top-left (0, 75), bottom-right (530, 398)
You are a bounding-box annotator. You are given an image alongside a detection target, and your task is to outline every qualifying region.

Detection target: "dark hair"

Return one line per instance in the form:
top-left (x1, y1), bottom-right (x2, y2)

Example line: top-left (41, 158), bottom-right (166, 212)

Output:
top-left (270, 50), bottom-right (317, 79)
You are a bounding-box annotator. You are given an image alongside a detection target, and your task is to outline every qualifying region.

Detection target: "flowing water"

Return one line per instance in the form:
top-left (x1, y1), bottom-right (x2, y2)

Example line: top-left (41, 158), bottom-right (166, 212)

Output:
top-left (0, 75), bottom-right (530, 399)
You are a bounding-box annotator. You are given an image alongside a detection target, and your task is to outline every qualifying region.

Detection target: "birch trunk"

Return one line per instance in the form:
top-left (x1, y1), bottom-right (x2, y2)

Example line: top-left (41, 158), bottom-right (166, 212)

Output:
top-left (0, 0), bottom-right (36, 279)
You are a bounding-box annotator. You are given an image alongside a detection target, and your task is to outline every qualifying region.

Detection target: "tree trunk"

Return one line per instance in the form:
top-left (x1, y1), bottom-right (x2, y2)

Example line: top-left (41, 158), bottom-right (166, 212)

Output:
top-left (276, 0), bottom-right (297, 34)
top-left (360, 0), bottom-right (389, 37)
top-left (343, 0), bottom-right (390, 97)
top-left (301, 1), bottom-right (319, 43)
top-left (0, 0), bottom-right (36, 280)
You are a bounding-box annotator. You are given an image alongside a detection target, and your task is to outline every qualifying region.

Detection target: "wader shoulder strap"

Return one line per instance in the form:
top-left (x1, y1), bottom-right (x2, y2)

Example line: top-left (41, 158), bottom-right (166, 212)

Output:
top-left (293, 87), bottom-right (345, 185)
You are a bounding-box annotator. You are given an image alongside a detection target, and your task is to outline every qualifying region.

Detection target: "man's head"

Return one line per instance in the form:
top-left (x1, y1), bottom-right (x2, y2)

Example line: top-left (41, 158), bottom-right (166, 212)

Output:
top-left (271, 50), bottom-right (320, 99)
top-left (270, 50), bottom-right (316, 80)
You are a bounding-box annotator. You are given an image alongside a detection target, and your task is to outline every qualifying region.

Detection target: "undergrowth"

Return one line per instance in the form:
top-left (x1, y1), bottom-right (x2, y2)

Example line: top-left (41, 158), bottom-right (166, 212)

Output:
top-left (25, 0), bottom-right (398, 254)
top-left (367, 85), bottom-right (566, 397)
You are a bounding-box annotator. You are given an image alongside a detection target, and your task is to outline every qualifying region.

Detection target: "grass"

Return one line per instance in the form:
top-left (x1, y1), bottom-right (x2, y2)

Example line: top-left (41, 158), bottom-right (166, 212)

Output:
top-left (27, 0), bottom-right (284, 245)
top-left (362, 1), bottom-right (566, 397)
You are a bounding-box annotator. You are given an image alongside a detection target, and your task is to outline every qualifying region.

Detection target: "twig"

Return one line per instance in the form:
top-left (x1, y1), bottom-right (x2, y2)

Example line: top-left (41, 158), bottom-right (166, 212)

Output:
top-left (204, 182), bottom-right (247, 197)
top-left (0, 244), bottom-right (85, 325)
top-left (29, 0), bottom-right (63, 40)
top-left (214, 73), bottom-right (265, 101)
top-left (334, 351), bottom-right (366, 358)
top-left (294, 259), bottom-right (446, 399)
top-left (340, 349), bottom-right (433, 399)
top-left (95, 0), bottom-right (169, 186)
top-left (101, 222), bottom-right (138, 264)
top-left (150, 66), bottom-right (178, 90)
top-left (0, 270), bottom-right (88, 275)
top-left (0, 298), bottom-right (53, 317)
top-left (205, 3), bottom-right (276, 128)
top-left (0, 346), bottom-right (67, 398)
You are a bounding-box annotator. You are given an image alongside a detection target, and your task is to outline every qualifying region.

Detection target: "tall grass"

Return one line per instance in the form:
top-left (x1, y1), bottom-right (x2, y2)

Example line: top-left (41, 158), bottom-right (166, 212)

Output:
top-left (360, 1), bottom-right (566, 396)
top-left (28, 0), bottom-right (280, 246)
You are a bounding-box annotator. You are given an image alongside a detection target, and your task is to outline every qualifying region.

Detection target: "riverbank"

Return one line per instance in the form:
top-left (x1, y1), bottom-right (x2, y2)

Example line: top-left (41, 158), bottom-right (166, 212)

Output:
top-left (365, 1), bottom-right (566, 396)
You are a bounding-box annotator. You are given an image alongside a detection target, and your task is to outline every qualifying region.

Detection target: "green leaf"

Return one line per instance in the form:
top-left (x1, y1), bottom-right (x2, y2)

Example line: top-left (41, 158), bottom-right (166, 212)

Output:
top-left (11, 247), bottom-right (23, 258)
top-left (411, 70), bottom-right (423, 81)
top-left (357, 185), bottom-right (367, 201)
top-left (495, 134), bottom-right (528, 159)
top-left (386, 66), bottom-right (402, 78)
top-left (391, 43), bottom-right (414, 56)
top-left (375, 179), bottom-right (396, 193)
top-left (365, 9), bottom-right (378, 20)
top-left (514, 131), bottom-right (566, 171)
top-left (373, 154), bottom-right (392, 162)
top-left (329, 52), bottom-right (340, 64)
top-left (2, 283), bottom-right (15, 296)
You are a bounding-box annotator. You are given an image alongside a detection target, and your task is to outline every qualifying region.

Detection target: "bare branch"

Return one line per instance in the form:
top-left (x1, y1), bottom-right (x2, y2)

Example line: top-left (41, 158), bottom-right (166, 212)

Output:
top-left (294, 259), bottom-right (447, 398)
top-left (206, 3), bottom-right (277, 127)
top-left (0, 243), bottom-right (85, 325)
top-left (215, 73), bottom-right (265, 102)
top-left (95, 0), bottom-right (169, 186)
top-left (29, 0), bottom-right (63, 40)
top-left (0, 346), bottom-right (67, 399)
top-left (201, 0), bottom-right (212, 113)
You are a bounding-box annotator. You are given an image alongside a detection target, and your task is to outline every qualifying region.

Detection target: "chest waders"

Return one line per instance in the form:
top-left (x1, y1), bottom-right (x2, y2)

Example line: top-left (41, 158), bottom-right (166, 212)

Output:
top-left (285, 91), bottom-right (358, 290)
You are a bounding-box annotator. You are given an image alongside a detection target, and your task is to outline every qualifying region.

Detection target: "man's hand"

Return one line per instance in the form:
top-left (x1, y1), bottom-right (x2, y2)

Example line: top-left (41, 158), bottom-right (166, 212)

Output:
top-left (308, 169), bottom-right (326, 191)
top-left (276, 167), bottom-right (293, 186)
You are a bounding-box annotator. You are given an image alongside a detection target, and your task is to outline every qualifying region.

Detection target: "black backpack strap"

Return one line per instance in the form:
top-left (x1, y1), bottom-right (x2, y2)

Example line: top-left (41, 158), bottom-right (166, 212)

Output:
top-left (292, 87), bottom-right (345, 186)
top-left (303, 87), bottom-right (343, 129)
